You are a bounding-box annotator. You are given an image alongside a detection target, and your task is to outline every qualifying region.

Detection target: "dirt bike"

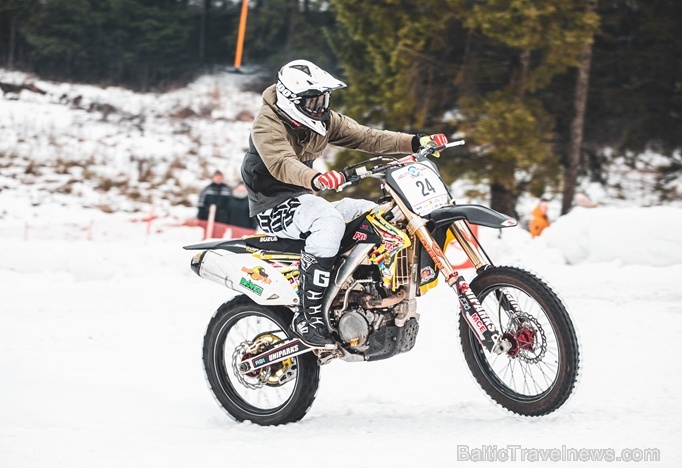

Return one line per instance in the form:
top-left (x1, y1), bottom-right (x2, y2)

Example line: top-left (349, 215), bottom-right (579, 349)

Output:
top-left (184, 140), bottom-right (580, 426)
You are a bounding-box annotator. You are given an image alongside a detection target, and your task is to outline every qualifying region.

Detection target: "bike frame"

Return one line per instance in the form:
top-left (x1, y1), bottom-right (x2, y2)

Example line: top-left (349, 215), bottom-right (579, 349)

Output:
top-left (384, 184), bottom-right (509, 354)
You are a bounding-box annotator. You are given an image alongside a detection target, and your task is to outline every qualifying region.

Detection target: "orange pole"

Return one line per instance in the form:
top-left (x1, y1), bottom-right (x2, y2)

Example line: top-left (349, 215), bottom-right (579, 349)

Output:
top-left (234, 0), bottom-right (249, 69)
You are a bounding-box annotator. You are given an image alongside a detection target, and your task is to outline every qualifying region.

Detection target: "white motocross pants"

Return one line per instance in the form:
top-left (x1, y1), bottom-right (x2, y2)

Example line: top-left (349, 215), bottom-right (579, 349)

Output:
top-left (256, 194), bottom-right (376, 257)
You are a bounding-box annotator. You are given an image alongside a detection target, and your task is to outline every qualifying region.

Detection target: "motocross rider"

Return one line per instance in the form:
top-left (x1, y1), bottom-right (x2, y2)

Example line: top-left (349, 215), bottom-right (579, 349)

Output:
top-left (241, 59), bottom-right (446, 348)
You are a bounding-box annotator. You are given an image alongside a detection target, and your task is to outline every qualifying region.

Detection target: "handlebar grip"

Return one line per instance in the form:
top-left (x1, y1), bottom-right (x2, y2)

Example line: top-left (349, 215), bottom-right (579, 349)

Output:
top-left (335, 181), bottom-right (352, 192)
top-left (418, 139), bottom-right (466, 157)
top-left (444, 139), bottom-right (465, 148)
top-left (335, 174), bottom-right (362, 192)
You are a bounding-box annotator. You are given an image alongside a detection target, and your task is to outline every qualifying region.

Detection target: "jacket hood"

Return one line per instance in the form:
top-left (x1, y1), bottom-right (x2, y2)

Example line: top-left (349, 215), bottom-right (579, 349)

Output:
top-left (262, 84), bottom-right (277, 107)
top-left (262, 85), bottom-right (290, 121)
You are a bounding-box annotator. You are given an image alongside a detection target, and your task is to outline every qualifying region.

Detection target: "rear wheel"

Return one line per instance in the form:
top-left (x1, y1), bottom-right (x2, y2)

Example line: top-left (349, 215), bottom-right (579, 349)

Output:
top-left (459, 266), bottom-right (579, 416)
top-left (203, 295), bottom-right (320, 425)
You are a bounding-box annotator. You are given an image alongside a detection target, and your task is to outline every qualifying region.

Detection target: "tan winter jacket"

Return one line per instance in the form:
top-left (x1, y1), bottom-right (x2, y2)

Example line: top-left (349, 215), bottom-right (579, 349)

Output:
top-left (241, 85), bottom-right (415, 216)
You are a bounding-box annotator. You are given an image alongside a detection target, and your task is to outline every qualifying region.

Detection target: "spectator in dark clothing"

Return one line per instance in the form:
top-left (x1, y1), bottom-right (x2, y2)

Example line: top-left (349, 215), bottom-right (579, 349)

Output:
top-left (228, 182), bottom-right (258, 229)
top-left (197, 170), bottom-right (232, 224)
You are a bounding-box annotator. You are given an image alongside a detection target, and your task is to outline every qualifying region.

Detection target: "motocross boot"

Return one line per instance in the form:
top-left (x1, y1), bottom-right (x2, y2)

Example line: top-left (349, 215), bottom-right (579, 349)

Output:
top-left (292, 252), bottom-right (337, 348)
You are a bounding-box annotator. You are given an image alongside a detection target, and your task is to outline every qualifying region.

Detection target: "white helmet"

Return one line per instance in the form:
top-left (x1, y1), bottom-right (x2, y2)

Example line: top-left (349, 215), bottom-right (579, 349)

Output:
top-left (275, 59), bottom-right (346, 136)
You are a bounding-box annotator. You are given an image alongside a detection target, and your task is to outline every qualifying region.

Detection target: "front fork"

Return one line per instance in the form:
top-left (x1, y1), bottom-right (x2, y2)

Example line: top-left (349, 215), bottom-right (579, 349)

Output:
top-left (406, 213), bottom-right (512, 354)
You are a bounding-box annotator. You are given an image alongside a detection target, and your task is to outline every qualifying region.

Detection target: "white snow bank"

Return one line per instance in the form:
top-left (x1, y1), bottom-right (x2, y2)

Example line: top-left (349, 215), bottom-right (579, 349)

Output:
top-left (471, 206), bottom-right (682, 268)
top-left (541, 206), bottom-right (682, 266)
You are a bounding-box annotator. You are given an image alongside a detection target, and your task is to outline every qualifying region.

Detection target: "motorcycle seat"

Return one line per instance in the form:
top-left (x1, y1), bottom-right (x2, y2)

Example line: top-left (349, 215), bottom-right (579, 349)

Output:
top-left (243, 235), bottom-right (306, 253)
top-left (183, 235), bottom-right (306, 254)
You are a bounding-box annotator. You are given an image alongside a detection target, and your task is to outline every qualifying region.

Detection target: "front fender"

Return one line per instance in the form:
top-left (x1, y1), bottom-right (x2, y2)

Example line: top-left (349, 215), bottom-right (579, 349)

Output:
top-left (427, 204), bottom-right (517, 229)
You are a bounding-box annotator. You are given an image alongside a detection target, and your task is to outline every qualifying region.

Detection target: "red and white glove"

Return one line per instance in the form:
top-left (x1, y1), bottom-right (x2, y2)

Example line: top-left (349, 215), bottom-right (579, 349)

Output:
top-left (418, 133), bottom-right (448, 157)
top-left (314, 170), bottom-right (345, 190)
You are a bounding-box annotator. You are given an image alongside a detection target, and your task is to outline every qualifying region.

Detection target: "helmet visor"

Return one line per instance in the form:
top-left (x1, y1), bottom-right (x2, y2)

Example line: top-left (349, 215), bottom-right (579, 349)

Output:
top-left (301, 92), bottom-right (330, 118)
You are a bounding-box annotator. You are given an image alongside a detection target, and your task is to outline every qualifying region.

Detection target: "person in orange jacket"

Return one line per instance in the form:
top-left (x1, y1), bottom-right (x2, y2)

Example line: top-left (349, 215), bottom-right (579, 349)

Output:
top-left (529, 198), bottom-right (551, 237)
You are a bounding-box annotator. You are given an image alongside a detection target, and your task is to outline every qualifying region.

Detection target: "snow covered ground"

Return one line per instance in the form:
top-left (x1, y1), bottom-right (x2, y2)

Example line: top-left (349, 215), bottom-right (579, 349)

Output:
top-left (1, 199), bottom-right (681, 468)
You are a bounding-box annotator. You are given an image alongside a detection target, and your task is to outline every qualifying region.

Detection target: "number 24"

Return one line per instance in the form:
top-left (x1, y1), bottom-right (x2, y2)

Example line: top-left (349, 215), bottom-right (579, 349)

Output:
top-left (416, 179), bottom-right (436, 196)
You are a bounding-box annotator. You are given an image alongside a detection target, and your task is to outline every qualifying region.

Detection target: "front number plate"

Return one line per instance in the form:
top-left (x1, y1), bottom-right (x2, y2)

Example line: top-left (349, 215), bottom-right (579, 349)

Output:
top-left (390, 164), bottom-right (449, 216)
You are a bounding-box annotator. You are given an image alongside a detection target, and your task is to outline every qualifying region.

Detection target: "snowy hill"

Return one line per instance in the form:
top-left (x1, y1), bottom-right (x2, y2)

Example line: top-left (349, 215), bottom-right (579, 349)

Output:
top-left (1, 69), bottom-right (262, 215)
top-left (2, 67), bottom-right (681, 225)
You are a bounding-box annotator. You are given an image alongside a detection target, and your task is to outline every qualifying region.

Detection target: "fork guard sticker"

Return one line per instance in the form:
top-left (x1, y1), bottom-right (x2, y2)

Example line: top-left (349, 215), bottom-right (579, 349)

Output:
top-left (456, 276), bottom-right (499, 352)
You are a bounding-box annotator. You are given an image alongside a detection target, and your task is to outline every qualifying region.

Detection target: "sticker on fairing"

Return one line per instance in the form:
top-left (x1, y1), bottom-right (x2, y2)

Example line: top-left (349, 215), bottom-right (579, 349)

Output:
top-left (239, 277), bottom-right (264, 295)
top-left (242, 266), bottom-right (272, 284)
top-left (391, 164), bottom-right (449, 215)
top-left (420, 266), bottom-right (436, 284)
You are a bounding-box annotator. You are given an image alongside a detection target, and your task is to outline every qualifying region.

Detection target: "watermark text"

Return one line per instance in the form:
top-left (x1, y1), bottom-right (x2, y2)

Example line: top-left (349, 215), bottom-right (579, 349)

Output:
top-left (457, 445), bottom-right (660, 463)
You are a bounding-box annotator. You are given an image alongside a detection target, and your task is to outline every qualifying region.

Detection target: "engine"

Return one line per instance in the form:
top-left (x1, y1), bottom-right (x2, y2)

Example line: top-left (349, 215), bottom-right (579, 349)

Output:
top-left (331, 265), bottom-right (419, 361)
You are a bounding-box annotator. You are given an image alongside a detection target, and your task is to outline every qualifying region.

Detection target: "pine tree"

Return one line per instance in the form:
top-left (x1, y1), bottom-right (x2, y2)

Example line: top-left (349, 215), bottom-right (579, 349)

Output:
top-left (243, 0), bottom-right (339, 83)
top-left (331, 0), bottom-right (465, 130)
top-left (461, 0), bottom-right (599, 216)
top-left (331, 0), bottom-right (598, 215)
top-left (0, 0), bottom-right (40, 68)
top-left (20, 0), bottom-right (96, 78)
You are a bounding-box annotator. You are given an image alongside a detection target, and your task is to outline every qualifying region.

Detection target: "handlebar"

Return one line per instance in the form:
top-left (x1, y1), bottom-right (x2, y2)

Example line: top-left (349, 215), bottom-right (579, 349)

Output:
top-left (334, 139), bottom-right (465, 192)
top-left (434, 139), bottom-right (465, 152)
top-left (416, 138), bottom-right (465, 158)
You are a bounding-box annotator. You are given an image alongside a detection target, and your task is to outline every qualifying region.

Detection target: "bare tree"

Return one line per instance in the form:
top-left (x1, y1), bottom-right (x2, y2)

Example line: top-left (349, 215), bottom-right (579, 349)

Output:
top-left (562, 0), bottom-right (598, 215)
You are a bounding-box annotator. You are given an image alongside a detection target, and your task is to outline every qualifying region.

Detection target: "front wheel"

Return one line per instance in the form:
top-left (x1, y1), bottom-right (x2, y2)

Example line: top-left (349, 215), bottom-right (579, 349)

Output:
top-left (203, 295), bottom-right (320, 425)
top-left (459, 266), bottom-right (580, 416)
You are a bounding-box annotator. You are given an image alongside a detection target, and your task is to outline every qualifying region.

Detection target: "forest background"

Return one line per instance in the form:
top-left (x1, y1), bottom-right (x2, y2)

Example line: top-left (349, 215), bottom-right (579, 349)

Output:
top-left (1, 0), bottom-right (680, 216)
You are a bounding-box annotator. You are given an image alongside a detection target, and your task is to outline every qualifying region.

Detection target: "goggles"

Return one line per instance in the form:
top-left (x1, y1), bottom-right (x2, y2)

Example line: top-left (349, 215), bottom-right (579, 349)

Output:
top-left (301, 92), bottom-right (330, 117)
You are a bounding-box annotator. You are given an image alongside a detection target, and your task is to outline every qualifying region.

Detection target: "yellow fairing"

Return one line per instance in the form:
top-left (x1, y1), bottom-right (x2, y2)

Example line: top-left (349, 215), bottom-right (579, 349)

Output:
top-left (418, 227), bottom-right (456, 295)
top-left (366, 211), bottom-right (411, 291)
top-left (419, 277), bottom-right (439, 295)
